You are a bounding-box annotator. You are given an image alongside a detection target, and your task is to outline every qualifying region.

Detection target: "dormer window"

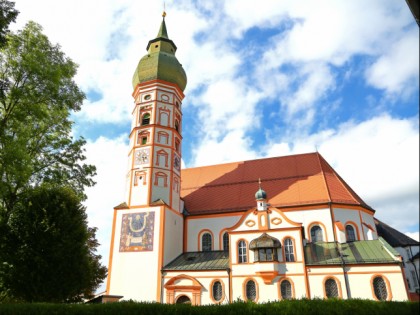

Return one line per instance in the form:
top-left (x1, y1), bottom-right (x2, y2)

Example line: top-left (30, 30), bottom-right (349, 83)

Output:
top-left (250, 233), bottom-right (281, 262)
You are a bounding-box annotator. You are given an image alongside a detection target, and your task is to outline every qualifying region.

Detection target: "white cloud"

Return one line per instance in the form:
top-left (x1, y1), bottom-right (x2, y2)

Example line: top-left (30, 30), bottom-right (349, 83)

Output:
top-left (83, 135), bottom-right (129, 274)
top-left (192, 130), bottom-right (257, 167)
top-left (365, 29), bottom-right (420, 96)
top-left (264, 115), bottom-right (419, 232)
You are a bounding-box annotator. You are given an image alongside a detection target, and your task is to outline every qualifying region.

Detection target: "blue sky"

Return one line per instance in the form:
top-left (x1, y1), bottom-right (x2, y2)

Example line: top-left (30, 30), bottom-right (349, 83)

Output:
top-left (12, 0), bottom-right (419, 287)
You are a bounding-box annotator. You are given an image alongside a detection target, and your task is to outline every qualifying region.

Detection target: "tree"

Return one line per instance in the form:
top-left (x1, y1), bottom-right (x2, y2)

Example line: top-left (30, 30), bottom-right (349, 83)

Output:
top-left (0, 22), bottom-right (102, 301)
top-left (0, 0), bottom-right (18, 47)
top-left (1, 185), bottom-right (106, 302)
top-left (0, 21), bottom-right (96, 218)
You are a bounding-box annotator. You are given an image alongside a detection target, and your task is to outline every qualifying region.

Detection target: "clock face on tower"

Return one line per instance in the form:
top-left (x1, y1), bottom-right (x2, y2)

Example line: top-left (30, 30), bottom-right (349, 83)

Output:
top-left (135, 149), bottom-right (150, 165)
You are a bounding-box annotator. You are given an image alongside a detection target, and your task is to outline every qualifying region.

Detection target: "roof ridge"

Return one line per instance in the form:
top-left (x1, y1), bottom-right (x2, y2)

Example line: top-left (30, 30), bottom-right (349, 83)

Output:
top-left (183, 152), bottom-right (319, 171)
top-left (181, 173), bottom-right (320, 190)
top-left (315, 152), bottom-right (333, 203)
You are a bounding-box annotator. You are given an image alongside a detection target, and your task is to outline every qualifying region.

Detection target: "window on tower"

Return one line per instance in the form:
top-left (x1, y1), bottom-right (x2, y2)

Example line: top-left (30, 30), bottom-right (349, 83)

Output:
top-left (137, 131), bottom-right (149, 145)
top-left (141, 113), bottom-right (151, 125)
top-left (175, 120), bottom-right (180, 132)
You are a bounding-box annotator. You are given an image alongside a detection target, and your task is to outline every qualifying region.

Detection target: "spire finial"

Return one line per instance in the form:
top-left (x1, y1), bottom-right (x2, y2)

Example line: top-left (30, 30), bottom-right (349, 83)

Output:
top-left (162, 2), bottom-right (166, 18)
top-left (258, 178), bottom-right (262, 188)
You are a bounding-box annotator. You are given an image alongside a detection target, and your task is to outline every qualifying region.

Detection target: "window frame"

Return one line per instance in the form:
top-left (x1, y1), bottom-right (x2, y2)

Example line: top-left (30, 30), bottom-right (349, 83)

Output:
top-left (284, 237), bottom-right (295, 262)
top-left (279, 279), bottom-right (293, 300)
top-left (345, 224), bottom-right (356, 242)
top-left (141, 112), bottom-right (151, 125)
top-left (325, 278), bottom-right (339, 298)
top-left (372, 275), bottom-right (391, 301)
top-left (243, 278), bottom-right (258, 302)
top-left (201, 232), bottom-right (212, 252)
top-left (210, 279), bottom-right (224, 303)
top-left (238, 239), bottom-right (248, 263)
top-left (222, 232), bottom-right (229, 251)
top-left (310, 225), bottom-right (324, 242)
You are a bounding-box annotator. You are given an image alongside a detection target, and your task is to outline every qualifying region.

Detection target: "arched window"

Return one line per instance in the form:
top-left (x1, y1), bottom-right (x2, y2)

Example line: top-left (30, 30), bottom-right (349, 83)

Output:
top-left (175, 120), bottom-right (180, 132)
top-left (345, 225), bottom-right (356, 242)
top-left (223, 232), bottom-right (229, 251)
top-left (280, 280), bottom-right (292, 300)
top-left (238, 240), bottom-right (247, 263)
top-left (141, 113), bottom-right (150, 125)
top-left (373, 276), bottom-right (388, 301)
top-left (310, 225), bottom-right (323, 242)
top-left (212, 281), bottom-right (223, 302)
top-left (325, 278), bottom-right (338, 298)
top-left (202, 233), bottom-right (212, 251)
top-left (245, 280), bottom-right (257, 301)
top-left (284, 238), bottom-right (295, 262)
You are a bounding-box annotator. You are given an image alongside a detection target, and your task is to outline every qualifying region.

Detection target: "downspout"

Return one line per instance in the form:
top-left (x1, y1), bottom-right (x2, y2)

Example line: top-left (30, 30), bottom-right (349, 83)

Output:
top-left (227, 268), bottom-right (232, 303)
top-left (160, 269), bottom-right (165, 303)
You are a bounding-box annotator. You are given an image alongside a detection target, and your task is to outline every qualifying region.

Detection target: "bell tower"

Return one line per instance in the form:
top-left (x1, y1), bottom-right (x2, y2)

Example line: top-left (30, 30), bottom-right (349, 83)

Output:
top-left (106, 12), bottom-right (187, 302)
top-left (128, 11), bottom-right (187, 211)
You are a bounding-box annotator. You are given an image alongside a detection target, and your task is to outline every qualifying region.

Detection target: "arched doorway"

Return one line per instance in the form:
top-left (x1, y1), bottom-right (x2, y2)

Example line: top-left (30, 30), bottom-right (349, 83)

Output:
top-left (176, 295), bottom-right (191, 304)
top-left (165, 274), bottom-right (203, 305)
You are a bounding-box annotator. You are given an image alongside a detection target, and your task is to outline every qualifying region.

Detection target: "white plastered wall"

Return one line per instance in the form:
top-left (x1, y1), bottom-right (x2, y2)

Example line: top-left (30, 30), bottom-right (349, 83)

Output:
top-left (186, 215), bottom-right (242, 251)
top-left (108, 206), bottom-right (162, 301)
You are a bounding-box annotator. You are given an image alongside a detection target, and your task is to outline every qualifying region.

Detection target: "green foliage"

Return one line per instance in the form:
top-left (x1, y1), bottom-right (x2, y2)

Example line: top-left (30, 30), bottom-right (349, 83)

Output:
top-left (0, 21), bottom-right (95, 217)
top-left (0, 299), bottom-right (418, 315)
top-left (0, 21), bottom-right (101, 302)
top-left (0, 0), bottom-right (18, 47)
top-left (1, 185), bottom-right (106, 302)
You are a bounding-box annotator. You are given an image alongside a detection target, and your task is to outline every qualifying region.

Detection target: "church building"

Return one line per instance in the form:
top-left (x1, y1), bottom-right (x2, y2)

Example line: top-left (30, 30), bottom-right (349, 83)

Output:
top-left (105, 13), bottom-right (413, 304)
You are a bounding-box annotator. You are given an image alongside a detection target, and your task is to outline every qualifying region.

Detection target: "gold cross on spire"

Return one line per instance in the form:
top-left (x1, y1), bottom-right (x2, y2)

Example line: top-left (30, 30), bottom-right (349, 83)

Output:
top-left (162, 2), bottom-right (166, 18)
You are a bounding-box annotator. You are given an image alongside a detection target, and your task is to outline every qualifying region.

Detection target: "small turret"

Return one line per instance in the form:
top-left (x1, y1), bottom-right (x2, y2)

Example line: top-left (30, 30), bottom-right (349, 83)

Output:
top-left (255, 178), bottom-right (268, 211)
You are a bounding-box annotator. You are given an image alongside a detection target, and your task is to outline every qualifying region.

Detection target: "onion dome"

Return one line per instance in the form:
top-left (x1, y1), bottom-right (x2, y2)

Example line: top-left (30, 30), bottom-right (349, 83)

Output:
top-left (255, 178), bottom-right (267, 200)
top-left (132, 12), bottom-right (187, 91)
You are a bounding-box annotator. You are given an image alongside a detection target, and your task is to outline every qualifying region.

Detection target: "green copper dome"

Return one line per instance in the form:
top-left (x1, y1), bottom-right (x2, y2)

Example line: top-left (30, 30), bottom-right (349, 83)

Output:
top-left (255, 187), bottom-right (267, 200)
top-left (132, 16), bottom-right (187, 91)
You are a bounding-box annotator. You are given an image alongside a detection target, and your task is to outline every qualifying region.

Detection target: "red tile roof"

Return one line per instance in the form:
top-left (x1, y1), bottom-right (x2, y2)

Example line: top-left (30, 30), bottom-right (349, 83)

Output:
top-left (180, 152), bottom-right (372, 215)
